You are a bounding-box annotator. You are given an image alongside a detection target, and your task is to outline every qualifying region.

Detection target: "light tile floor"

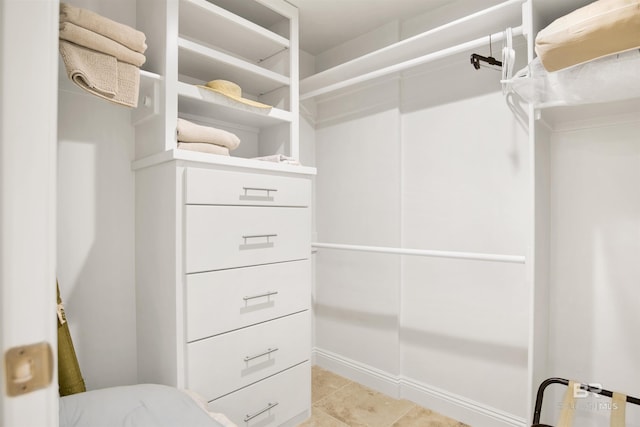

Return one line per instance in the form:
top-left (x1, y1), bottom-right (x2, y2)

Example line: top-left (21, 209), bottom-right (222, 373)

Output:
top-left (298, 366), bottom-right (470, 427)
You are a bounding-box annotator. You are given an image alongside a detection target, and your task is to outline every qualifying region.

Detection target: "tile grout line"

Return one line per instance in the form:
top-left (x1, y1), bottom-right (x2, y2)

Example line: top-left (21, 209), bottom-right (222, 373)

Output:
top-left (312, 406), bottom-right (350, 427)
top-left (312, 377), bottom-right (355, 407)
top-left (385, 403), bottom-right (418, 427)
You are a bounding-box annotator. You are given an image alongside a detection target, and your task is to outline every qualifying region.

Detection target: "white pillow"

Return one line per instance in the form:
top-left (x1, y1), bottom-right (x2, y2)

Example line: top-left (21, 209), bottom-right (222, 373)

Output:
top-left (59, 384), bottom-right (233, 427)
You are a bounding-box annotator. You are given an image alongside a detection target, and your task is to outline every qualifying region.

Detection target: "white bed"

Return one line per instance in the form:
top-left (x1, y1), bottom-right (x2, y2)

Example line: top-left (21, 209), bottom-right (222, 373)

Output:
top-left (59, 384), bottom-right (237, 427)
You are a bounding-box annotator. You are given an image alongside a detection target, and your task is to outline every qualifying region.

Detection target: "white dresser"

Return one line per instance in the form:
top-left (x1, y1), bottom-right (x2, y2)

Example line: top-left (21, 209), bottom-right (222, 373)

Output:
top-left (135, 158), bottom-right (313, 427)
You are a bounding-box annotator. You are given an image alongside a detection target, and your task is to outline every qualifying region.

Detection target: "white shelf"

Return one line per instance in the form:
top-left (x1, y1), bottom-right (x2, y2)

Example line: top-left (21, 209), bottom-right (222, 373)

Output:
top-left (300, 0), bottom-right (525, 100)
top-left (177, 80), bottom-right (293, 128)
top-left (179, 0), bottom-right (289, 65)
top-left (538, 97), bottom-right (640, 131)
top-left (178, 37), bottom-right (290, 95)
top-left (131, 148), bottom-right (317, 176)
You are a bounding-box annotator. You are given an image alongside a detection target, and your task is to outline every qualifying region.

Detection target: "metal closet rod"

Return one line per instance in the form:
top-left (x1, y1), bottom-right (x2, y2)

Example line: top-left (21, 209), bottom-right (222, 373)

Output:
top-left (312, 242), bottom-right (525, 264)
top-left (300, 25), bottom-right (524, 100)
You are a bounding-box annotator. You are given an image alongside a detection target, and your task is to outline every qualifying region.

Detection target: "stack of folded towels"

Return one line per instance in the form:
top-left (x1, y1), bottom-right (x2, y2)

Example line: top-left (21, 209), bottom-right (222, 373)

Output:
top-left (176, 118), bottom-right (241, 156)
top-left (58, 3), bottom-right (147, 108)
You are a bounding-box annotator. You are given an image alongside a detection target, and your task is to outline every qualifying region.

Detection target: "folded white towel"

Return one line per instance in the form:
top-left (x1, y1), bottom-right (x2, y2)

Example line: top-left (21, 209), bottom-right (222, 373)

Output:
top-left (177, 142), bottom-right (230, 156)
top-left (60, 3), bottom-right (147, 54)
top-left (176, 118), bottom-right (240, 150)
top-left (59, 40), bottom-right (140, 108)
top-left (60, 22), bottom-right (146, 67)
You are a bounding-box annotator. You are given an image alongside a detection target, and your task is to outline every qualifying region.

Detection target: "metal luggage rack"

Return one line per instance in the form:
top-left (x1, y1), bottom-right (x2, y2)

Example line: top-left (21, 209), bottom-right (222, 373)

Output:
top-left (532, 378), bottom-right (640, 426)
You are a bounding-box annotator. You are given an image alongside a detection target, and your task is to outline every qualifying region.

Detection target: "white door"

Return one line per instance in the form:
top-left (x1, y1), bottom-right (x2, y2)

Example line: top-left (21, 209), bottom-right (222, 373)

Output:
top-left (0, 1), bottom-right (59, 426)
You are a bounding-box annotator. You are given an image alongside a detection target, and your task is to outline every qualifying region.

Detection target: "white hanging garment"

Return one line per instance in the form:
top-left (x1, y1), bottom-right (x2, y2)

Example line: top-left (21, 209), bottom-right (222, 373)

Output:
top-left (501, 27), bottom-right (515, 95)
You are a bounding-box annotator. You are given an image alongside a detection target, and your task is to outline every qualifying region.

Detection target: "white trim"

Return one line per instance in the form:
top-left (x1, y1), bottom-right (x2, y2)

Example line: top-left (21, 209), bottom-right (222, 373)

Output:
top-left (312, 347), bottom-right (527, 427)
top-left (0, 0), bottom-right (59, 425)
top-left (313, 348), bottom-right (401, 399)
top-left (401, 378), bottom-right (527, 427)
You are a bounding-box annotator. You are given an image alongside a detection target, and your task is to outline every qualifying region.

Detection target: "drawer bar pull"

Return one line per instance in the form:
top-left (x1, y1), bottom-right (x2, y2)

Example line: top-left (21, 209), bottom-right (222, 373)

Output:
top-left (243, 186), bottom-right (278, 195)
top-left (242, 234), bottom-right (277, 240)
top-left (243, 291), bottom-right (278, 301)
top-left (244, 347), bottom-right (279, 362)
top-left (244, 401), bottom-right (279, 422)
top-left (243, 187), bottom-right (278, 192)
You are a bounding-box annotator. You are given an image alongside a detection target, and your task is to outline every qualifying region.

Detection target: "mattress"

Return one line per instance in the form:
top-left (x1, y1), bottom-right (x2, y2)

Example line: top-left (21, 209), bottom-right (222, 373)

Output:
top-left (59, 384), bottom-right (236, 427)
top-left (535, 0), bottom-right (640, 72)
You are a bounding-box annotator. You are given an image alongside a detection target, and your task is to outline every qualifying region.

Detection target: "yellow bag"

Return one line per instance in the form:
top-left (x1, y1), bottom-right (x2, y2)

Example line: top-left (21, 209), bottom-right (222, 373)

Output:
top-left (57, 281), bottom-right (86, 396)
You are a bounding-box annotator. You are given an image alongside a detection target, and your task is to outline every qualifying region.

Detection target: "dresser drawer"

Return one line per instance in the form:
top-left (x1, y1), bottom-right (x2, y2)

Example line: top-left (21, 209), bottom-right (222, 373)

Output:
top-left (186, 260), bottom-right (310, 342)
top-left (187, 311), bottom-right (310, 401)
top-left (208, 362), bottom-right (310, 427)
top-left (184, 168), bottom-right (311, 207)
top-left (184, 206), bottom-right (310, 273)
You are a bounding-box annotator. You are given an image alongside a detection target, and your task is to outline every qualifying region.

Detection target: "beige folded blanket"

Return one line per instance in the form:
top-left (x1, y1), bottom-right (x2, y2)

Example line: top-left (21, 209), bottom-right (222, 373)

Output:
top-left (60, 22), bottom-right (146, 67)
top-left (59, 3), bottom-right (147, 54)
top-left (535, 0), bottom-right (640, 72)
top-left (177, 142), bottom-right (230, 156)
top-left (59, 40), bottom-right (140, 108)
top-left (176, 118), bottom-right (240, 150)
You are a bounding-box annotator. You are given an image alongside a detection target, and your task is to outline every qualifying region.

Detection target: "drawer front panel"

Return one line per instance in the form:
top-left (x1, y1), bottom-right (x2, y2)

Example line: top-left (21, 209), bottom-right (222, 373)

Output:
top-left (186, 260), bottom-right (310, 342)
top-left (185, 206), bottom-right (310, 273)
top-left (187, 311), bottom-right (310, 401)
top-left (185, 168), bottom-right (311, 207)
top-left (208, 362), bottom-right (311, 427)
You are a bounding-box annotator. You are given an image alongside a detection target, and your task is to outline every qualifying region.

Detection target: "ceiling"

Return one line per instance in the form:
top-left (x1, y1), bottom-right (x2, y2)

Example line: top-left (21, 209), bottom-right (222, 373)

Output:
top-left (287, 0), bottom-right (595, 56)
top-left (211, 0), bottom-right (596, 57)
top-left (288, 0), bottom-right (452, 55)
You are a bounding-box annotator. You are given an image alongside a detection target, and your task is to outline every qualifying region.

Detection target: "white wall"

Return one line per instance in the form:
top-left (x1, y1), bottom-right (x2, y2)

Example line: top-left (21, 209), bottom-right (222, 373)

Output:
top-left (57, 0), bottom-right (138, 389)
top-left (400, 74), bottom-right (529, 419)
top-left (545, 119), bottom-right (640, 427)
top-left (315, 90), bottom-right (402, 386)
top-left (312, 42), bottom-right (531, 425)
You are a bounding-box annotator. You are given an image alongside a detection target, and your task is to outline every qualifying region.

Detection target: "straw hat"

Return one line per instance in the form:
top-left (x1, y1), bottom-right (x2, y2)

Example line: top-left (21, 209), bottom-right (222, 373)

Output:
top-left (197, 80), bottom-right (272, 109)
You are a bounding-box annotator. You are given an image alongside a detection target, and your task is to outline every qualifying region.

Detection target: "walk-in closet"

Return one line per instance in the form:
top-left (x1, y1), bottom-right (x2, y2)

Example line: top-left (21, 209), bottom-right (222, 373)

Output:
top-left (1, 0), bottom-right (638, 426)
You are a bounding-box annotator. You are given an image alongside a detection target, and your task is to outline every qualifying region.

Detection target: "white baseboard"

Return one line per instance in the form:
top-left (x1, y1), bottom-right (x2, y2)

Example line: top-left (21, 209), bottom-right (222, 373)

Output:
top-left (313, 347), bottom-right (401, 399)
top-left (312, 347), bottom-right (527, 427)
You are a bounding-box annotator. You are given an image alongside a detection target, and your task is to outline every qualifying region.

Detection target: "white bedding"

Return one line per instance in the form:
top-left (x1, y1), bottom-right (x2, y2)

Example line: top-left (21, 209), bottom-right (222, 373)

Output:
top-left (59, 384), bottom-right (236, 427)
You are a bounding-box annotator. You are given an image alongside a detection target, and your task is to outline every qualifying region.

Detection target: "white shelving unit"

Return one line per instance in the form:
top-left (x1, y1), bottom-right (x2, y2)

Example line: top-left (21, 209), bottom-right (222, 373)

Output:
top-left (132, 2), bottom-right (314, 426)
top-left (135, 0), bottom-right (301, 167)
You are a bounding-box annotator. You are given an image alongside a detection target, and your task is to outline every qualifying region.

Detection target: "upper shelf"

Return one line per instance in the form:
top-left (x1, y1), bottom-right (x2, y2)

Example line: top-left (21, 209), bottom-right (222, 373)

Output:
top-left (300, 0), bottom-right (525, 100)
top-left (178, 37), bottom-right (290, 95)
top-left (179, 0), bottom-right (289, 65)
